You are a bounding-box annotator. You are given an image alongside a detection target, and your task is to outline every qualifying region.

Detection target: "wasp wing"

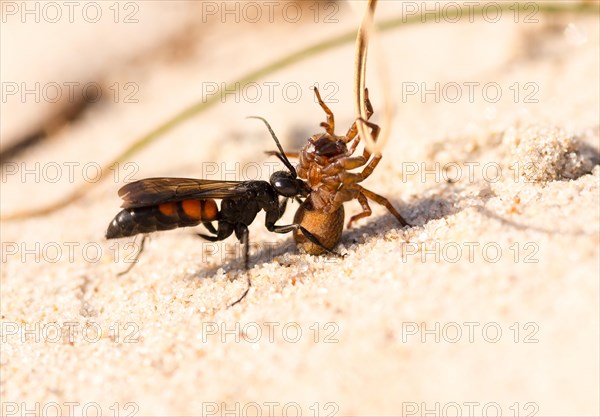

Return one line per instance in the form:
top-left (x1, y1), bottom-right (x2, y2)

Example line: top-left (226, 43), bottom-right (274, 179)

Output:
top-left (117, 178), bottom-right (251, 208)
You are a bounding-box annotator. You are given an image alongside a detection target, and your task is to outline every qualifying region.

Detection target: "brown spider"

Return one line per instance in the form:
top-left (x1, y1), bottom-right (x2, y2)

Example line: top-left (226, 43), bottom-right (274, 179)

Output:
top-left (269, 87), bottom-right (409, 254)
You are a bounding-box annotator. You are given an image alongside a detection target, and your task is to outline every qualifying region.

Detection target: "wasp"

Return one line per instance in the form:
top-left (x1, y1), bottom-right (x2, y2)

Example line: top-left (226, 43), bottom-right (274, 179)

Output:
top-left (268, 87), bottom-right (409, 255)
top-left (105, 117), bottom-right (334, 305)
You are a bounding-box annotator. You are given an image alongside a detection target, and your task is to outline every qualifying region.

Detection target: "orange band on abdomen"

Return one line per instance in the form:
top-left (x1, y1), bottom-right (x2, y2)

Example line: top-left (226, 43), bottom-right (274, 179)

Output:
top-left (181, 200), bottom-right (202, 220)
top-left (158, 202), bottom-right (177, 217)
top-left (201, 200), bottom-right (218, 221)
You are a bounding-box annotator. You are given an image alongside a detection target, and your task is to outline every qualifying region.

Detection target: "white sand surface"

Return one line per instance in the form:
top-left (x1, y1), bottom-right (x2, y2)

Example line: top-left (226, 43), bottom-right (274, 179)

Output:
top-left (1, 2), bottom-right (598, 416)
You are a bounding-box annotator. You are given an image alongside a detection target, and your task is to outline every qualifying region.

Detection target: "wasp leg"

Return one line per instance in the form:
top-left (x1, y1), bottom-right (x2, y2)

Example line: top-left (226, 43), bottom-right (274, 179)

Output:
top-left (202, 221), bottom-right (218, 235)
top-left (355, 185), bottom-right (410, 227)
top-left (197, 221), bottom-right (234, 242)
top-left (197, 222), bottom-right (250, 306)
top-left (233, 224), bottom-right (250, 270)
top-left (229, 224), bottom-right (251, 307)
top-left (270, 223), bottom-right (343, 258)
top-left (117, 235), bottom-right (148, 276)
top-left (278, 197), bottom-right (289, 221)
top-left (313, 87), bottom-right (335, 135)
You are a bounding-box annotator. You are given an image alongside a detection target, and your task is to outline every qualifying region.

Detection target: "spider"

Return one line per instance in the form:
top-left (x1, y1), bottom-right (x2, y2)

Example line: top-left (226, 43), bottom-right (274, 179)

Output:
top-left (268, 87), bottom-right (409, 254)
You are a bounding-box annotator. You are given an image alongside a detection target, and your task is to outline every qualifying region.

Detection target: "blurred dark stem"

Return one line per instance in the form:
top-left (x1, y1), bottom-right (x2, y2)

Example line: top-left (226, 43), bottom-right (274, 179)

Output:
top-left (0, 100), bottom-right (89, 164)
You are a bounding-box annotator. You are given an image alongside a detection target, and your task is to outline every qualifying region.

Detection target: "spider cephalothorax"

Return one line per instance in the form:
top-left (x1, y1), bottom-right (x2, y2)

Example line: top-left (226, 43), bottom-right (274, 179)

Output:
top-left (283, 87), bottom-right (409, 254)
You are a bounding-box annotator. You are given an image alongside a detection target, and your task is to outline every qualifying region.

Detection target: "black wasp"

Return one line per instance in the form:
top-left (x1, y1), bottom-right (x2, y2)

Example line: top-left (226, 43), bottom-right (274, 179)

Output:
top-left (105, 117), bottom-right (334, 305)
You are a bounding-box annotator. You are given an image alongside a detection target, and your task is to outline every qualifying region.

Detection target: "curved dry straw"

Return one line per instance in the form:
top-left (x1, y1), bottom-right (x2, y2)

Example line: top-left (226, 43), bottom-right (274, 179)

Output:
top-left (2, 1), bottom-right (597, 220)
top-left (353, 0), bottom-right (379, 153)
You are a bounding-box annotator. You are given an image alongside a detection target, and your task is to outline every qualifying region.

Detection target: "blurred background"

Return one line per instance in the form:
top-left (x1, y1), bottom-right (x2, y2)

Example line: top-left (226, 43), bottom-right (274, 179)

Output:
top-left (1, 1), bottom-right (599, 416)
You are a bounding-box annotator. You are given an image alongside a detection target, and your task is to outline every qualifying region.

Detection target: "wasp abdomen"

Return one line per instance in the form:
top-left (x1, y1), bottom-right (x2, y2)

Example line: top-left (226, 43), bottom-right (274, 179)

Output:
top-left (105, 199), bottom-right (218, 239)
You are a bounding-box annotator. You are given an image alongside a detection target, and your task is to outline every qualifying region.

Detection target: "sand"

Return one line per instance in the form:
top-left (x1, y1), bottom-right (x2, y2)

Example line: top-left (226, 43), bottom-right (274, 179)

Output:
top-left (1, 2), bottom-right (599, 416)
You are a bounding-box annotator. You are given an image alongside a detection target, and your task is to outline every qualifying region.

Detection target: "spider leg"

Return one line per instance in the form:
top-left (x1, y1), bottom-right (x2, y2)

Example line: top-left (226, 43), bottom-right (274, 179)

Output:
top-left (355, 185), bottom-right (409, 227)
top-left (313, 87), bottom-right (335, 135)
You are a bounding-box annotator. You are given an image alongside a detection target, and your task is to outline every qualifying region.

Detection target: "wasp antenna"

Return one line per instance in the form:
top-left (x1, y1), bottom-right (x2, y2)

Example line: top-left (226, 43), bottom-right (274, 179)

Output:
top-left (247, 116), bottom-right (297, 177)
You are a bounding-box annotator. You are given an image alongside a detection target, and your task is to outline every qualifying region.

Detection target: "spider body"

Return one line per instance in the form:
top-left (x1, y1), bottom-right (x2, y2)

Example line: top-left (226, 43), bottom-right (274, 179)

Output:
top-left (289, 87), bottom-right (409, 254)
